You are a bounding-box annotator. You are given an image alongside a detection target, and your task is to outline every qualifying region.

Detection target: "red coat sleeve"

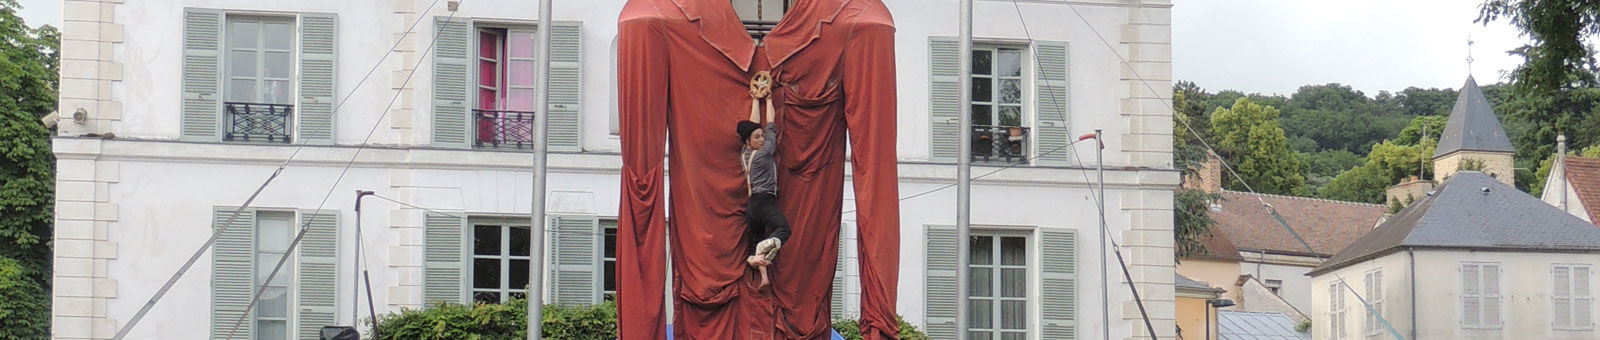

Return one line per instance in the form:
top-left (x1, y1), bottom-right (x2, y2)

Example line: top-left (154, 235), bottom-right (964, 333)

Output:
top-left (616, 5), bottom-right (670, 340)
top-left (842, 13), bottom-right (902, 340)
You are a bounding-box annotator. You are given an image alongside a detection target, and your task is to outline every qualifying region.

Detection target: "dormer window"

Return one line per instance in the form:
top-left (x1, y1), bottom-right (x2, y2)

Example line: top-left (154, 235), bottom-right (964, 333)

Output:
top-left (731, 0), bottom-right (796, 39)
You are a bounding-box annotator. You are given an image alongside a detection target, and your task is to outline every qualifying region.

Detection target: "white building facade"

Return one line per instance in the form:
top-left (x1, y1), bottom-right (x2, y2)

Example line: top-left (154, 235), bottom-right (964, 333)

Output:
top-left (51, 0), bottom-right (1177, 339)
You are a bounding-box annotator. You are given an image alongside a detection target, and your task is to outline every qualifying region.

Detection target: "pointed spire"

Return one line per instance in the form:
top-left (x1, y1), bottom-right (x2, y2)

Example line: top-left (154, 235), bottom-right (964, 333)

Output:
top-left (1434, 76), bottom-right (1516, 158)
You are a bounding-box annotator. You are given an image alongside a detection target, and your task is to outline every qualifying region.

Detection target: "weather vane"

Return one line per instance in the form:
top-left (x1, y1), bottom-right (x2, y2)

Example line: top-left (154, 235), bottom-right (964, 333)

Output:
top-left (1467, 35), bottom-right (1476, 74)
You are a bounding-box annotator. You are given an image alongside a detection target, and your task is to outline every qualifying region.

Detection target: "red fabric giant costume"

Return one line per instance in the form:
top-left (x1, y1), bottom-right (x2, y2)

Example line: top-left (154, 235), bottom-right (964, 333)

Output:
top-left (616, 0), bottom-right (901, 339)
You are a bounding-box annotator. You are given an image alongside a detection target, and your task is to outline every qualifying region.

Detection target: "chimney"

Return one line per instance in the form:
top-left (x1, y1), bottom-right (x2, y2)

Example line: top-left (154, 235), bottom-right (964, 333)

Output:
top-left (1183, 155), bottom-right (1224, 194)
top-left (1559, 134), bottom-right (1568, 210)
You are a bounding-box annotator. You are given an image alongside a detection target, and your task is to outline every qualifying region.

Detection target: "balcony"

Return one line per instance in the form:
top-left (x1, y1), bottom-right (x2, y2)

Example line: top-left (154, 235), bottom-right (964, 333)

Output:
top-left (224, 102), bottom-right (293, 143)
top-left (475, 109), bottom-right (537, 149)
top-left (972, 125), bottom-right (1029, 164)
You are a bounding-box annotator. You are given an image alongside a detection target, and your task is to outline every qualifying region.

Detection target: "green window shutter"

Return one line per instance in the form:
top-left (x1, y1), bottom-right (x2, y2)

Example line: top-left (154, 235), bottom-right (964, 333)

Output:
top-left (211, 207), bottom-right (256, 339)
top-left (1040, 228), bottom-right (1078, 339)
top-left (1033, 41), bottom-right (1072, 166)
top-left (296, 13), bottom-right (338, 145)
top-left (430, 17), bottom-right (473, 148)
top-left (923, 225), bottom-right (958, 339)
top-left (296, 211), bottom-right (339, 338)
top-left (928, 37), bottom-right (961, 163)
top-left (832, 222), bottom-right (849, 317)
top-left (182, 8), bottom-right (224, 142)
top-left (546, 22), bottom-right (584, 152)
top-left (423, 212), bottom-right (467, 305)
top-left (549, 214), bottom-right (599, 305)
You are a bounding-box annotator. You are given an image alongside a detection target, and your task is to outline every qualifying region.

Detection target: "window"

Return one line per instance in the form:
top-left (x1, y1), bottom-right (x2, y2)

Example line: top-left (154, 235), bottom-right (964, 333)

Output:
top-left (1462, 262), bottom-right (1502, 328)
top-left (224, 16), bottom-right (296, 143)
top-left (1554, 264), bottom-right (1593, 330)
top-left (970, 46), bottom-right (1030, 164)
top-left (474, 27), bottom-right (538, 149)
top-left (1329, 281), bottom-right (1347, 340)
top-left (602, 219), bottom-right (618, 299)
top-left (969, 234), bottom-right (1028, 340)
top-left (1266, 279), bottom-right (1283, 296)
top-left (471, 218), bottom-right (532, 304)
top-left (1364, 270), bottom-right (1385, 335)
top-left (254, 212), bottom-right (294, 340)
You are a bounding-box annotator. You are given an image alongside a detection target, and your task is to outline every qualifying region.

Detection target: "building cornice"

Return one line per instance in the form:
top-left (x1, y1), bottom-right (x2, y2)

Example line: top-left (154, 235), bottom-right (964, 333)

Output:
top-left (53, 137), bottom-right (1183, 189)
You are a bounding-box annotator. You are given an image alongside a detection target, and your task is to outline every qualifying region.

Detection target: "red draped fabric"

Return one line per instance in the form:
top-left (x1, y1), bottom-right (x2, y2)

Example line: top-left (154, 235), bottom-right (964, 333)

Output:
top-left (617, 0), bottom-right (901, 339)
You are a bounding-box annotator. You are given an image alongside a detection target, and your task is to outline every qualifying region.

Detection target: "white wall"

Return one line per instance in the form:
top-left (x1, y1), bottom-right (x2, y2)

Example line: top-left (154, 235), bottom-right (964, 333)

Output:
top-left (70, 0), bottom-right (1176, 339)
top-left (1313, 250), bottom-right (1600, 340)
top-left (1311, 251), bottom-right (1412, 340)
top-left (1239, 258), bottom-right (1316, 314)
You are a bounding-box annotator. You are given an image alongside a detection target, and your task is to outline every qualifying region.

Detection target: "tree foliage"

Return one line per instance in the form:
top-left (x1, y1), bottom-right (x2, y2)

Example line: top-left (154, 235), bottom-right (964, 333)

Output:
top-left (0, 256), bottom-right (47, 340)
top-left (1173, 189), bottom-right (1220, 260)
top-left (0, 0), bottom-right (57, 284)
top-left (374, 299), bottom-right (618, 340)
top-left (1209, 98), bottom-right (1310, 196)
top-left (1318, 137), bottom-right (1437, 203)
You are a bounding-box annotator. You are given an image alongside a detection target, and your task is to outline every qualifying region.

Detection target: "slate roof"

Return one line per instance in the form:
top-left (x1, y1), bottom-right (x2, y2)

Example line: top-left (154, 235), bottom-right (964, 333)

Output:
top-left (1563, 157), bottom-right (1600, 223)
top-left (1176, 273), bottom-right (1225, 294)
top-left (1216, 311), bottom-right (1311, 340)
top-left (1435, 77), bottom-right (1515, 157)
top-left (1207, 191), bottom-right (1387, 257)
top-left (1311, 172), bottom-right (1600, 275)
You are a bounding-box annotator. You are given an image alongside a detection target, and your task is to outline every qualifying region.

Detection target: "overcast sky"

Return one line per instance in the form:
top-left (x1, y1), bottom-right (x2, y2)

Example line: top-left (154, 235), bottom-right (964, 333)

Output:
top-left (16, 0), bottom-right (1528, 96)
top-left (1174, 0), bottom-right (1528, 95)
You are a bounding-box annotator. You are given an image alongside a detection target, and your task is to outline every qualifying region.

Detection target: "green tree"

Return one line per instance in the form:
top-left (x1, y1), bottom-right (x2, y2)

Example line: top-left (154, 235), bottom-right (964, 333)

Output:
top-left (0, 256), bottom-right (47, 340)
top-left (0, 1), bottom-right (58, 337)
top-left (1319, 138), bottom-right (1438, 203)
top-left (1173, 189), bottom-right (1220, 260)
top-left (1209, 98), bottom-right (1310, 196)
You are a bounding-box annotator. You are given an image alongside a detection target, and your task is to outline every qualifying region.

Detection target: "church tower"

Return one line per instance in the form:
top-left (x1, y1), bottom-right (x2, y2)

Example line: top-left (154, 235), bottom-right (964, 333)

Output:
top-left (1433, 76), bottom-right (1516, 185)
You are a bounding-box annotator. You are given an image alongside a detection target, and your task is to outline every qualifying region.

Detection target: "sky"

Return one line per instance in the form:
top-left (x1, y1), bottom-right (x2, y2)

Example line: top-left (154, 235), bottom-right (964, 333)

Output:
top-left (15, 0), bottom-right (1529, 96)
top-left (1173, 0), bottom-right (1529, 96)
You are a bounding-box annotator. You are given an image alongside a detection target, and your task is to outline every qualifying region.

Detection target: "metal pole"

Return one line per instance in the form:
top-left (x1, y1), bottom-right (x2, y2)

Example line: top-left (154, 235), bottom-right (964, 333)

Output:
top-left (1204, 302), bottom-right (1210, 340)
top-left (1559, 134), bottom-right (1568, 210)
top-left (1096, 129), bottom-right (1109, 338)
top-left (956, 0), bottom-right (975, 337)
top-left (354, 191), bottom-right (373, 326)
top-left (529, 0), bottom-right (553, 338)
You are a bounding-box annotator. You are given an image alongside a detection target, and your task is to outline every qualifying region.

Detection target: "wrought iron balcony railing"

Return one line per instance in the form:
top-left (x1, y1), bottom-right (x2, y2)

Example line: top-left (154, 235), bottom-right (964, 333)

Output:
top-left (224, 102), bottom-right (293, 143)
top-left (475, 109), bottom-right (538, 149)
top-left (972, 125), bottom-right (1030, 164)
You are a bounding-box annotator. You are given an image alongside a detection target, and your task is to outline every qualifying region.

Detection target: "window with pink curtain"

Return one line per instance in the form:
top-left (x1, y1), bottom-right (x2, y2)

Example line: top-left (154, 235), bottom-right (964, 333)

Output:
top-left (477, 29), bottom-right (504, 145)
top-left (474, 28), bottom-right (538, 147)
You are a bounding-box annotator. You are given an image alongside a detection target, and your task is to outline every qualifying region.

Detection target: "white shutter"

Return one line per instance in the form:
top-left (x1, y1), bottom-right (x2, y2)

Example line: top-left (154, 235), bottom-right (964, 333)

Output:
top-left (1032, 41), bottom-right (1072, 166)
top-left (1462, 264), bottom-right (1480, 326)
top-left (927, 37), bottom-right (960, 163)
top-left (923, 225), bottom-right (958, 339)
top-left (430, 17), bottom-right (473, 148)
top-left (211, 207), bottom-right (256, 339)
top-left (546, 22), bottom-right (584, 152)
top-left (1485, 264), bottom-right (1501, 326)
top-left (182, 8), bottom-right (225, 141)
top-left (296, 211), bottom-right (339, 338)
top-left (549, 215), bottom-right (599, 305)
top-left (295, 13), bottom-right (338, 145)
top-left (1040, 228), bottom-right (1078, 339)
top-left (1579, 267), bottom-right (1593, 328)
top-left (423, 212), bottom-right (466, 305)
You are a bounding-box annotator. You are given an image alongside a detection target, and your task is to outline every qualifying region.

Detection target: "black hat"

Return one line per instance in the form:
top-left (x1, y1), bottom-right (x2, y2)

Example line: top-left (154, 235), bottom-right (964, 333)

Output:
top-left (737, 121), bottom-right (762, 142)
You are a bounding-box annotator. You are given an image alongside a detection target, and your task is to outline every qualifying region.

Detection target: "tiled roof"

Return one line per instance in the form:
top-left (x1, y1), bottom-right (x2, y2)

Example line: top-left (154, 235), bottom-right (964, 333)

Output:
top-left (1216, 311), bottom-right (1311, 340)
top-left (1435, 76), bottom-right (1516, 157)
top-left (1176, 273), bottom-right (1224, 294)
top-left (1209, 191), bottom-right (1386, 257)
top-left (1565, 157), bottom-right (1600, 223)
top-left (1312, 172), bottom-right (1600, 275)
top-left (1191, 227), bottom-right (1245, 261)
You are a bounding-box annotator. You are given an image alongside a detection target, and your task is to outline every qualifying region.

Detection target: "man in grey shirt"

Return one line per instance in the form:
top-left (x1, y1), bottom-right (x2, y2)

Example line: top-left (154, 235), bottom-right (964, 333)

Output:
top-left (737, 75), bottom-right (790, 289)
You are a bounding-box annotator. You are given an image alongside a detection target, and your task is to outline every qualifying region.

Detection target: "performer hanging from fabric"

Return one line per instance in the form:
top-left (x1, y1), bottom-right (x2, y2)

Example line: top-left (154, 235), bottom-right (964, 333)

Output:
top-left (738, 71), bottom-right (790, 289)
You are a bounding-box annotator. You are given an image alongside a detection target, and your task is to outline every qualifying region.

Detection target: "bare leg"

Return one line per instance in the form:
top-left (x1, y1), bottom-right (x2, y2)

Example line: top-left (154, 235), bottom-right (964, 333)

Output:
top-left (747, 255), bottom-right (771, 289)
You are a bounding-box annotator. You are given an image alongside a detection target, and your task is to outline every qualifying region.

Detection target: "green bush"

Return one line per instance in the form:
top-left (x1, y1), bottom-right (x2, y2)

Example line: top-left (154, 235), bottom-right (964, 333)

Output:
top-left (831, 315), bottom-right (928, 340)
top-left (0, 256), bottom-right (49, 340)
top-left (374, 299), bottom-right (615, 340)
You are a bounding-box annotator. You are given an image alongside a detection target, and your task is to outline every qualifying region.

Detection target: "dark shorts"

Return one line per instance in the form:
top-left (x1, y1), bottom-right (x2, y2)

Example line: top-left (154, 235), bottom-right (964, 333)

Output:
top-left (745, 192), bottom-right (792, 256)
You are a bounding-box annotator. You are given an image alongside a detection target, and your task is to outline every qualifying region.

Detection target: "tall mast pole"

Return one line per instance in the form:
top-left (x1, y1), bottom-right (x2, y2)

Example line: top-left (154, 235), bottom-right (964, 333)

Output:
top-left (956, 0), bottom-right (974, 337)
top-left (529, 0), bottom-right (553, 338)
